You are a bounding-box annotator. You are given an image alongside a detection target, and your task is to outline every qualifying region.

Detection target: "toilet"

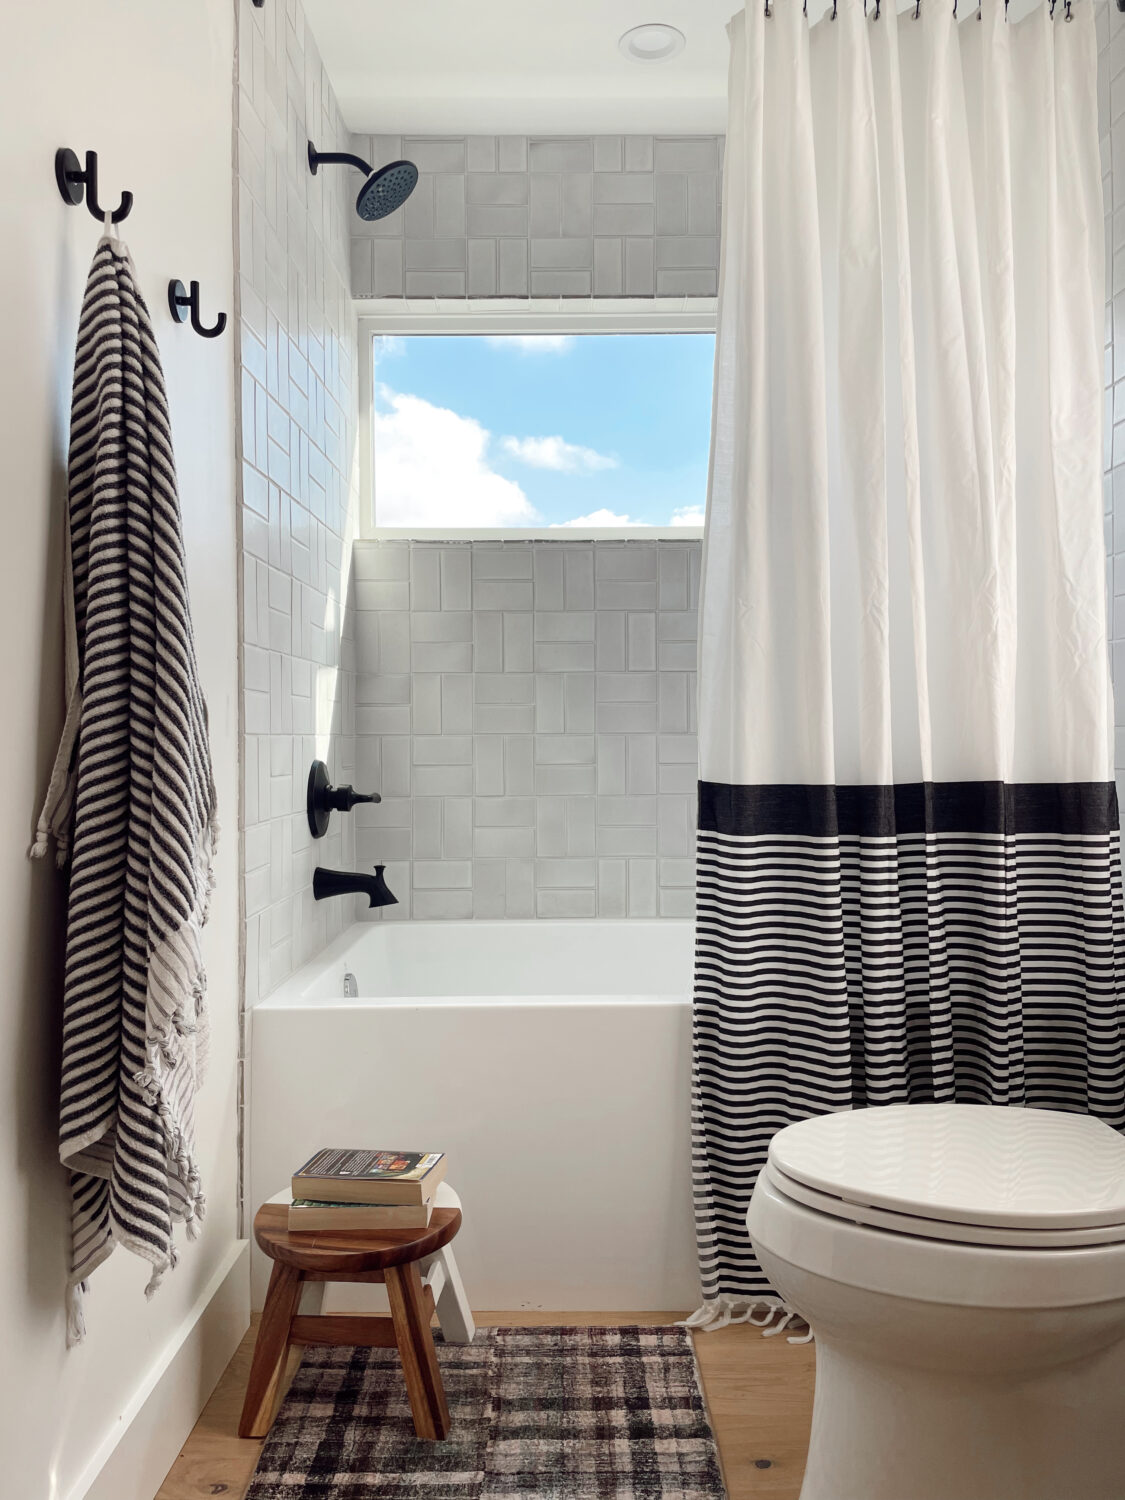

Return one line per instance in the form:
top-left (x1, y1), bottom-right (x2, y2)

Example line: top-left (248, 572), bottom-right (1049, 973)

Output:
top-left (747, 1104), bottom-right (1125, 1500)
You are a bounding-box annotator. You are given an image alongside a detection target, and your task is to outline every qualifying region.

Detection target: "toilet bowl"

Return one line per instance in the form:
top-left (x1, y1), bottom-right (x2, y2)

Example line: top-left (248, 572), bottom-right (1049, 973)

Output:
top-left (746, 1104), bottom-right (1125, 1500)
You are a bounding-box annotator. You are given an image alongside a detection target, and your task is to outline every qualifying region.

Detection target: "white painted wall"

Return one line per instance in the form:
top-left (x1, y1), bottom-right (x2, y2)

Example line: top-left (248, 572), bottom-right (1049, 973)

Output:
top-left (0, 5), bottom-right (247, 1497)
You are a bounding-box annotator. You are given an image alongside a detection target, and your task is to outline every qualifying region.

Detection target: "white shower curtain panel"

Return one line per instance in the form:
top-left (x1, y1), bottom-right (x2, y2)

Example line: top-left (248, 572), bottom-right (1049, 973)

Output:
top-left (694, 0), bottom-right (1125, 1308)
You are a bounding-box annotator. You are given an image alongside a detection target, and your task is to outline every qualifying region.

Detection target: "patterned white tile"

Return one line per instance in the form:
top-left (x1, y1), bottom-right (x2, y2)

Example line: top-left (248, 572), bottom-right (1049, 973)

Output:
top-left (236, 0), bottom-right (359, 1002)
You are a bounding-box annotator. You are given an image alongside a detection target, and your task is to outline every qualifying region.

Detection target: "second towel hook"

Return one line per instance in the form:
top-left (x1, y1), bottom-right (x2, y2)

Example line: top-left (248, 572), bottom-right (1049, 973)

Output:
top-left (168, 280), bottom-right (227, 339)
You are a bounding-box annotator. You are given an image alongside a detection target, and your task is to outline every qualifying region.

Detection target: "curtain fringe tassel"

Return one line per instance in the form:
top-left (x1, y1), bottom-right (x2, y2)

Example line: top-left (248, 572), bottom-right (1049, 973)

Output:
top-left (677, 1295), bottom-right (813, 1342)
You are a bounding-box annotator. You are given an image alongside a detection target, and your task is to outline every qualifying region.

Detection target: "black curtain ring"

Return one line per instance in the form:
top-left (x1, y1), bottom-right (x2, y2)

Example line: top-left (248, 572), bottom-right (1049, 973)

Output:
top-left (914, 0), bottom-right (921, 20)
top-left (833, 0), bottom-right (839, 19)
top-left (1064, 0), bottom-right (1073, 18)
top-left (874, 0), bottom-right (881, 19)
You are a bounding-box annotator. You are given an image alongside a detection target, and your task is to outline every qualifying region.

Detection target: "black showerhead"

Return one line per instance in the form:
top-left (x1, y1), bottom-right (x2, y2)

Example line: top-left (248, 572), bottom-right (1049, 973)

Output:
top-left (306, 141), bottom-right (418, 222)
top-left (356, 160), bottom-right (419, 222)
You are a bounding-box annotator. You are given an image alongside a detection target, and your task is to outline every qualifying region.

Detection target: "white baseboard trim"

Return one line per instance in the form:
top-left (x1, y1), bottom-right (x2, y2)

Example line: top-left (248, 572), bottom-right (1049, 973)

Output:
top-left (68, 1239), bottom-right (250, 1500)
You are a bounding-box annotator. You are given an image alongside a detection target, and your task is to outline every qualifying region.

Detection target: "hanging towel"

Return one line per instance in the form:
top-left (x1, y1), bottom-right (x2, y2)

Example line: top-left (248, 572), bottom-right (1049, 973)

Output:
top-left (32, 234), bottom-right (217, 1343)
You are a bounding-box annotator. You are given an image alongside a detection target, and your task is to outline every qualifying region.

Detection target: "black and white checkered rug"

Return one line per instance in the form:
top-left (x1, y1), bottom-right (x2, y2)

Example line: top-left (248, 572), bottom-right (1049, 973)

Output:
top-left (245, 1325), bottom-right (726, 1498)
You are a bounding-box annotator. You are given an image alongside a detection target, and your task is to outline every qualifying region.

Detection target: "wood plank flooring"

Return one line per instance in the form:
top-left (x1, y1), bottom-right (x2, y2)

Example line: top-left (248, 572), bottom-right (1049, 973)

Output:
top-left (156, 1310), bottom-right (815, 1500)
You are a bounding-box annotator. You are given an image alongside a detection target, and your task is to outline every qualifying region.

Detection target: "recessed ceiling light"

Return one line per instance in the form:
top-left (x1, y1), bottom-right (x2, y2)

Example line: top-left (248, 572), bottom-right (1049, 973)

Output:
top-left (618, 23), bottom-right (686, 64)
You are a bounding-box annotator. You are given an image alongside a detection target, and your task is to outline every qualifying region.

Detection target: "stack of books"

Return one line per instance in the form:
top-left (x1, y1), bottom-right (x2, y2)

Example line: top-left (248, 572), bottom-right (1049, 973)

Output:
top-left (288, 1147), bottom-right (447, 1232)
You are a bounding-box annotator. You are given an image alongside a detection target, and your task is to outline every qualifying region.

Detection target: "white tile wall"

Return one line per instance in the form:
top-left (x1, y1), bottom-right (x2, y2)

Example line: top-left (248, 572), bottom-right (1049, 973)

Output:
top-left (348, 135), bottom-right (724, 298)
top-left (236, 0), bottom-right (361, 1005)
top-left (352, 538), bottom-right (700, 920)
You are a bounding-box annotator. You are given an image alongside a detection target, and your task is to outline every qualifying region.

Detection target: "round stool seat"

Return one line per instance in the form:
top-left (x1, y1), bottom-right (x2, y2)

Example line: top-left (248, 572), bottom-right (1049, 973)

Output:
top-left (253, 1201), bottom-right (461, 1275)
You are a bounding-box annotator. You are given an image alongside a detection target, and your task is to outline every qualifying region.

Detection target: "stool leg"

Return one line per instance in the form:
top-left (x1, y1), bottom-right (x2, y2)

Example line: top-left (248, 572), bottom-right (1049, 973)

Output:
top-left (386, 1262), bottom-right (451, 1440)
top-left (239, 1261), bottom-right (304, 1438)
top-left (425, 1247), bottom-right (475, 1345)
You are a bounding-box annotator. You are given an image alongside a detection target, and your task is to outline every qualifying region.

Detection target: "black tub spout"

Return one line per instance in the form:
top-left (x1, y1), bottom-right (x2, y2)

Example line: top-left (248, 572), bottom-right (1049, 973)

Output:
top-left (312, 864), bottom-right (397, 908)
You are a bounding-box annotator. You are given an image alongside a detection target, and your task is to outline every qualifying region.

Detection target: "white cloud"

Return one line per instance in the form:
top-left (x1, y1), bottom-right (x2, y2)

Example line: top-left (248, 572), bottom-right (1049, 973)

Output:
top-left (551, 509), bottom-right (648, 528)
top-left (372, 335), bottom-right (405, 358)
top-left (549, 503), bottom-right (708, 529)
top-left (670, 505), bottom-right (706, 526)
top-left (485, 335), bottom-right (576, 354)
top-left (500, 434), bottom-right (618, 473)
top-left (374, 390), bottom-right (539, 527)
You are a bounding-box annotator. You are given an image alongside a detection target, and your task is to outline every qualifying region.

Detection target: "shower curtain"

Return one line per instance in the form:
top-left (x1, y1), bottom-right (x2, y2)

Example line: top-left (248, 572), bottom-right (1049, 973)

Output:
top-left (692, 0), bottom-right (1125, 1314)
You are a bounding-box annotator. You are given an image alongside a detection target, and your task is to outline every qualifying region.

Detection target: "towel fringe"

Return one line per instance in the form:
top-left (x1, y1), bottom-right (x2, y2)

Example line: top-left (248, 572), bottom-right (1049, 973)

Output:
top-left (65, 1280), bottom-right (87, 1347)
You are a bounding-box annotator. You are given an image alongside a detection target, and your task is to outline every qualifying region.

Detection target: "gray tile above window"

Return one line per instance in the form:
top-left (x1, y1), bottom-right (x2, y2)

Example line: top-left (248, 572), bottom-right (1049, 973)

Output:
top-left (351, 134), bottom-right (723, 299)
top-left (353, 538), bottom-right (700, 919)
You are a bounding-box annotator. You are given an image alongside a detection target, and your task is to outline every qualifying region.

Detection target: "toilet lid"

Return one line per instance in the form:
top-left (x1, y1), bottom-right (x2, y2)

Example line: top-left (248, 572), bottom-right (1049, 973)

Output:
top-left (768, 1104), bottom-right (1125, 1235)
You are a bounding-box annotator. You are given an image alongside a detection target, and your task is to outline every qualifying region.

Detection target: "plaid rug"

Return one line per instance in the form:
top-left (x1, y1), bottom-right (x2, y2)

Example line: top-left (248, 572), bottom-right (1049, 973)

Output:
top-left (245, 1325), bottom-right (726, 1499)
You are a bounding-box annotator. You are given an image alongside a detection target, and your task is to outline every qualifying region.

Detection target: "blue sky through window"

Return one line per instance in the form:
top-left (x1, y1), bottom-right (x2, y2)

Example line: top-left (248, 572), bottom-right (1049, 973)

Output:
top-left (372, 333), bottom-right (715, 528)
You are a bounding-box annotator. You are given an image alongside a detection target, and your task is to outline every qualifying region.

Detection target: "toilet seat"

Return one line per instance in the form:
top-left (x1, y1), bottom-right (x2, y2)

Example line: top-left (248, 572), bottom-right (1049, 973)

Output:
top-left (764, 1162), bottom-right (1125, 1248)
top-left (766, 1104), bottom-right (1125, 1248)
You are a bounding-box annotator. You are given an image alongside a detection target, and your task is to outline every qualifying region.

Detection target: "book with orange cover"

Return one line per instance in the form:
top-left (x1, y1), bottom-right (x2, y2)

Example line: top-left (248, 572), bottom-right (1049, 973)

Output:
top-left (291, 1147), bottom-right (447, 1205)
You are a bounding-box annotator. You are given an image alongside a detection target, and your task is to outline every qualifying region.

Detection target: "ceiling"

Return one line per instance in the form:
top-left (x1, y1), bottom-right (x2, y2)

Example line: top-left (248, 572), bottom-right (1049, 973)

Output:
top-left (303, 1), bottom-right (739, 136)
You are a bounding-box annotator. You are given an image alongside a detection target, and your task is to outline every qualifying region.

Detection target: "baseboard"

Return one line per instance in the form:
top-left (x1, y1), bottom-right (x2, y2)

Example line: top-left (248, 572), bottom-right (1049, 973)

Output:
top-left (68, 1239), bottom-right (250, 1500)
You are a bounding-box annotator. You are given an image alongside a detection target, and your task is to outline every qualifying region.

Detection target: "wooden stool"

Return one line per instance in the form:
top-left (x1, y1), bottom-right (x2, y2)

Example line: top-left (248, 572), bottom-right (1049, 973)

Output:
top-left (238, 1201), bottom-right (462, 1442)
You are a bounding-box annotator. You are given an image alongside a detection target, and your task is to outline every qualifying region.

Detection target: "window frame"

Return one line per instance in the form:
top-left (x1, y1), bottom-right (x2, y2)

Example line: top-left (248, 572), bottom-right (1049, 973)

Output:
top-left (356, 297), bottom-right (717, 541)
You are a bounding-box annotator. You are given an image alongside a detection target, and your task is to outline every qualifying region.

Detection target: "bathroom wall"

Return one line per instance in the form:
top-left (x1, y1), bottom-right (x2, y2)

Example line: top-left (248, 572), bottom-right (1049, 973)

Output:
top-left (236, 0), bottom-right (362, 1007)
top-left (348, 134), bottom-right (723, 298)
top-left (1103, 2), bottom-right (1125, 796)
top-left (352, 537), bottom-right (700, 919)
top-left (0, 4), bottom-right (244, 1498)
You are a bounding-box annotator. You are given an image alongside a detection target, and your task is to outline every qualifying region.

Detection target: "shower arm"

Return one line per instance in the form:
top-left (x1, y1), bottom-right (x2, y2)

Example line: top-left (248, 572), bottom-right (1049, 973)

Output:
top-left (307, 144), bottom-right (372, 177)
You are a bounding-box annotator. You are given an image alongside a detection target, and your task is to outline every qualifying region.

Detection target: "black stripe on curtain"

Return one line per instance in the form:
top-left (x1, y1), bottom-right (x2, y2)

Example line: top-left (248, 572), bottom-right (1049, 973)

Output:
top-left (691, 778), bottom-right (1125, 1303)
top-left (699, 780), bottom-right (1120, 837)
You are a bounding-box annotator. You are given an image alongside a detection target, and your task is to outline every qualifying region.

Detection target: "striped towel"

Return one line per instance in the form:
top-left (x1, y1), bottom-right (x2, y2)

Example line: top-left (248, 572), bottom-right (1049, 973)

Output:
top-left (32, 234), bottom-right (217, 1343)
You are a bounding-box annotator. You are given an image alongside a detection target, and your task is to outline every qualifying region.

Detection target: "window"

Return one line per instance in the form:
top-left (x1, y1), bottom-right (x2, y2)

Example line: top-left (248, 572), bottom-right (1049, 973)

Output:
top-left (365, 330), bottom-right (715, 533)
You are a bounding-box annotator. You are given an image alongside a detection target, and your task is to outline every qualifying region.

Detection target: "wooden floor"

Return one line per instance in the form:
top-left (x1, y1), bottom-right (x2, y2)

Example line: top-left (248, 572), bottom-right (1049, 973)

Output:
top-left (156, 1310), bottom-right (815, 1500)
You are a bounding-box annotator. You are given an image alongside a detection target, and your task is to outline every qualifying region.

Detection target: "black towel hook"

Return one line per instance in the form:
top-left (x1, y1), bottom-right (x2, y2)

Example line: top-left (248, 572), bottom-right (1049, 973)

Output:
top-left (167, 280), bottom-right (227, 339)
top-left (55, 149), bottom-right (133, 224)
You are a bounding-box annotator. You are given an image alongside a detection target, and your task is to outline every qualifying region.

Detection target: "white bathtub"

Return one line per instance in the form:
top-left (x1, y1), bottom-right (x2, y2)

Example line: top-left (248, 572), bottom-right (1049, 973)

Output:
top-left (248, 920), bottom-right (698, 1311)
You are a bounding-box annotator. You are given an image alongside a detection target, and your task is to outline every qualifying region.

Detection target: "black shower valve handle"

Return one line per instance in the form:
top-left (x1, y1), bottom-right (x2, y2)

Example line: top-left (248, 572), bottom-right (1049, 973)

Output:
top-left (307, 759), bottom-right (380, 838)
top-left (326, 783), bottom-right (381, 813)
